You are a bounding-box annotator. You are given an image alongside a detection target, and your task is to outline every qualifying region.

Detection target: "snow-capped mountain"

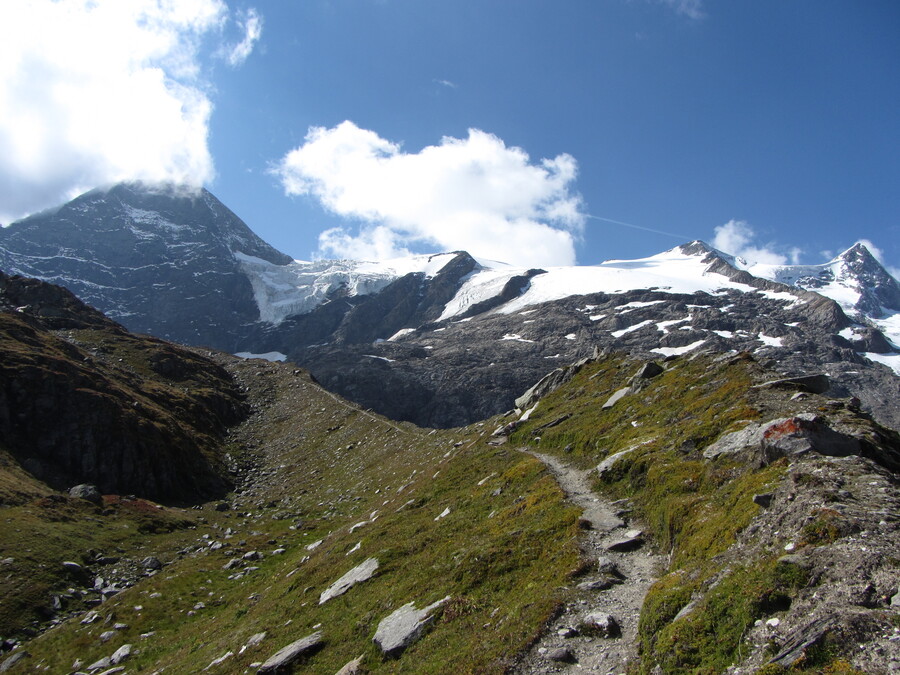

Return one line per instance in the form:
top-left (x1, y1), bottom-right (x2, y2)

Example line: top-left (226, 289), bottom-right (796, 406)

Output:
top-left (1, 183), bottom-right (898, 429)
top-left (739, 244), bottom-right (900, 363)
top-left (0, 182), bottom-right (291, 348)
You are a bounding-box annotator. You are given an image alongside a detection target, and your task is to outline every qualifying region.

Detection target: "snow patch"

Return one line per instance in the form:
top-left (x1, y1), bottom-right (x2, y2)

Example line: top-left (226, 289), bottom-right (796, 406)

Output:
top-left (615, 300), bottom-right (666, 312)
top-left (657, 317), bottom-right (690, 333)
top-left (757, 334), bottom-right (783, 348)
top-left (863, 352), bottom-right (900, 375)
top-left (500, 333), bottom-right (535, 343)
top-left (611, 320), bottom-right (655, 338)
top-left (234, 351), bottom-right (287, 362)
top-left (652, 339), bottom-right (707, 357)
top-left (388, 328), bottom-right (416, 341)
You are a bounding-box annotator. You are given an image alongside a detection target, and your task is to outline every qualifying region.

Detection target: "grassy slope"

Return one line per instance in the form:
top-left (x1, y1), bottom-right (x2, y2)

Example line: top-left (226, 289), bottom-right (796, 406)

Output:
top-left (7, 348), bottom-right (892, 673)
top-left (508, 351), bottom-right (893, 673)
top-left (7, 356), bottom-right (581, 673)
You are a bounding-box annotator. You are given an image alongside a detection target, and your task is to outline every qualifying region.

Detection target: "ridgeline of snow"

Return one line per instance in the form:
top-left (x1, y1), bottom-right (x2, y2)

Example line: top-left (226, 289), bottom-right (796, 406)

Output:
top-left (237, 252), bottom-right (459, 325)
top-left (443, 246), bottom-right (798, 320)
top-left (236, 239), bottom-right (900, 377)
top-left (744, 246), bottom-right (900, 362)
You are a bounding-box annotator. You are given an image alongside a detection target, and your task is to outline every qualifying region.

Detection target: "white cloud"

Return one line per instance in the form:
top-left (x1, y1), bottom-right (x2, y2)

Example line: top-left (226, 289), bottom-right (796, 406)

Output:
top-left (274, 122), bottom-right (586, 267)
top-left (658, 0), bottom-right (706, 20)
top-left (224, 8), bottom-right (262, 66)
top-left (712, 220), bottom-right (798, 265)
top-left (0, 0), bottom-right (260, 224)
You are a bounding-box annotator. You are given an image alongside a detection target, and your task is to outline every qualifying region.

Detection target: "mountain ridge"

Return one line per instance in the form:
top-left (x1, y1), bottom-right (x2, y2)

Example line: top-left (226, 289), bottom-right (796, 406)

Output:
top-left (2, 274), bottom-right (899, 672)
top-left (1, 183), bottom-right (898, 431)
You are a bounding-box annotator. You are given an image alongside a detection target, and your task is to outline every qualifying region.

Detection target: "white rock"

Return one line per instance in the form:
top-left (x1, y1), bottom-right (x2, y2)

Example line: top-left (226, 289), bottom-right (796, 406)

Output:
top-left (110, 643), bottom-right (133, 665)
top-left (203, 651), bottom-right (233, 670)
top-left (257, 631), bottom-right (323, 673)
top-left (319, 558), bottom-right (379, 604)
top-left (373, 596), bottom-right (451, 655)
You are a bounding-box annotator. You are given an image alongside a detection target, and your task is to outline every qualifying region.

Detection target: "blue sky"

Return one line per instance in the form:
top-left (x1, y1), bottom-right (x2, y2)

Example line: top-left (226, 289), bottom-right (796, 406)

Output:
top-left (2, 1), bottom-right (898, 272)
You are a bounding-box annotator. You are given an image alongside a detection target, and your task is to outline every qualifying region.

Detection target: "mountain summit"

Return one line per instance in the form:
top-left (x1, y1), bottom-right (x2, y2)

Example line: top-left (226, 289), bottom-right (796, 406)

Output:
top-left (742, 242), bottom-right (900, 320)
top-left (1, 184), bottom-right (898, 430)
top-left (0, 182), bottom-right (292, 348)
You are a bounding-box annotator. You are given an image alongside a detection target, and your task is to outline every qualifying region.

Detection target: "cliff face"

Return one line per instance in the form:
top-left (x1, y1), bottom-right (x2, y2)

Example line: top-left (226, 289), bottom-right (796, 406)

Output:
top-left (0, 182), bottom-right (292, 349)
top-left (0, 271), bottom-right (246, 504)
top-left (0, 274), bottom-right (899, 672)
top-left (2, 185), bottom-right (898, 435)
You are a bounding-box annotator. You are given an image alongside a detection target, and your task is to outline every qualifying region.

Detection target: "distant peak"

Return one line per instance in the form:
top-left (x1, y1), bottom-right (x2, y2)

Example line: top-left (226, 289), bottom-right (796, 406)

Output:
top-left (838, 242), bottom-right (879, 264)
top-left (678, 240), bottom-right (718, 256)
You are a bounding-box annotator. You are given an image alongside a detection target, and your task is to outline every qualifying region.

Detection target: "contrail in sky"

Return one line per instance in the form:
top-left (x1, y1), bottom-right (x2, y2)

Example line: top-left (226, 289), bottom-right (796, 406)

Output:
top-left (585, 214), bottom-right (689, 240)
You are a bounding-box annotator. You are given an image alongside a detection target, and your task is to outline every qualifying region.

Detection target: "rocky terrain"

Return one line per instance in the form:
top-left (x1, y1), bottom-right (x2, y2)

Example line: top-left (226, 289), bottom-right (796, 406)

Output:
top-left (0, 182), bottom-right (291, 349)
top-left (1, 183), bottom-right (898, 433)
top-left (0, 274), bottom-right (899, 673)
top-left (0, 270), bottom-right (245, 504)
top-left (1, 182), bottom-right (900, 672)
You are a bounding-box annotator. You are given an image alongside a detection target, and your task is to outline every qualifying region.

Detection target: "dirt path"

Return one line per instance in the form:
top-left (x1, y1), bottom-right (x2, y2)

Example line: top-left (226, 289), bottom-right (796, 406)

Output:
top-left (514, 450), bottom-right (664, 674)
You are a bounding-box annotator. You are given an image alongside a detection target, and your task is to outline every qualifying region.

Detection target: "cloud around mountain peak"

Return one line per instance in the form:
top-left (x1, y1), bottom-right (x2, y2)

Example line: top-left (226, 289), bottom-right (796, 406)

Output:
top-left (0, 0), bottom-right (261, 225)
top-left (273, 121), bottom-right (586, 267)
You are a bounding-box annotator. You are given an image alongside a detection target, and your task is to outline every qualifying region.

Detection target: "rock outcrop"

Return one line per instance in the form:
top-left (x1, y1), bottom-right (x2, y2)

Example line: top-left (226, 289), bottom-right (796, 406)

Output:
top-left (373, 597), bottom-right (450, 656)
top-left (0, 271), bottom-right (245, 503)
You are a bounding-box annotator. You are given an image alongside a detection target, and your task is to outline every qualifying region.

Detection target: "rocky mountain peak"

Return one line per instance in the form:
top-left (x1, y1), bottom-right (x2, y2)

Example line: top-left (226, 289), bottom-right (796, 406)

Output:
top-left (0, 182), bottom-right (296, 348)
top-left (2, 186), bottom-right (898, 432)
top-left (833, 243), bottom-right (900, 315)
top-left (54, 181), bottom-right (293, 266)
top-left (771, 243), bottom-right (900, 318)
top-left (677, 240), bottom-right (721, 258)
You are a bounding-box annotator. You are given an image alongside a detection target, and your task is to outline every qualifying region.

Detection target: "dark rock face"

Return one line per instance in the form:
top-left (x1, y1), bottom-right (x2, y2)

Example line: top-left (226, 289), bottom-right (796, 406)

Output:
top-left (802, 244), bottom-right (900, 318)
top-left (290, 285), bottom-right (899, 430)
top-left (0, 182), bottom-right (291, 349)
top-left (0, 271), bottom-right (245, 503)
top-left (2, 186), bottom-right (897, 433)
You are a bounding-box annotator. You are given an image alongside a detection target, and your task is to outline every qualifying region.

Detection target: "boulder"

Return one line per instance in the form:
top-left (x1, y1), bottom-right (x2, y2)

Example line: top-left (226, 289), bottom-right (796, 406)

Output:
top-left (632, 361), bottom-right (664, 380)
top-left (110, 643), bottom-right (133, 665)
top-left (0, 651), bottom-right (29, 673)
top-left (334, 655), bottom-right (364, 674)
top-left (546, 646), bottom-right (575, 663)
top-left (581, 612), bottom-right (620, 637)
top-left (141, 556), bottom-right (163, 571)
top-left (601, 388), bottom-right (631, 410)
top-left (257, 631), bottom-right (323, 673)
top-left (702, 415), bottom-right (878, 467)
top-left (753, 492), bottom-right (774, 508)
top-left (515, 358), bottom-right (590, 410)
top-left (596, 556), bottom-right (621, 577)
top-left (768, 617), bottom-right (833, 668)
top-left (606, 529), bottom-right (644, 552)
top-left (319, 558), bottom-right (379, 604)
top-left (596, 447), bottom-right (636, 479)
top-left (373, 596), bottom-right (451, 656)
top-left (204, 651), bottom-right (233, 671)
top-left (752, 374), bottom-right (830, 394)
top-left (69, 484), bottom-right (102, 505)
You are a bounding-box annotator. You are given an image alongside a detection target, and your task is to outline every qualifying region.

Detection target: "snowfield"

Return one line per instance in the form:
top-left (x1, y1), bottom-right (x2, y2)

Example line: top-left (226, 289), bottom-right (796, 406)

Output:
top-left (233, 243), bottom-right (899, 372)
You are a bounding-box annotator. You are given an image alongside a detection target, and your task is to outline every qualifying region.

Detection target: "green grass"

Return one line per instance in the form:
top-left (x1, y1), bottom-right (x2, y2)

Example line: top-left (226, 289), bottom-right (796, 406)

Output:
top-left (645, 558), bottom-right (807, 673)
top-left (7, 347), bottom-right (869, 673)
top-left (0, 494), bottom-right (203, 638)
top-left (9, 356), bottom-right (581, 674)
top-left (507, 352), bottom-right (807, 673)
